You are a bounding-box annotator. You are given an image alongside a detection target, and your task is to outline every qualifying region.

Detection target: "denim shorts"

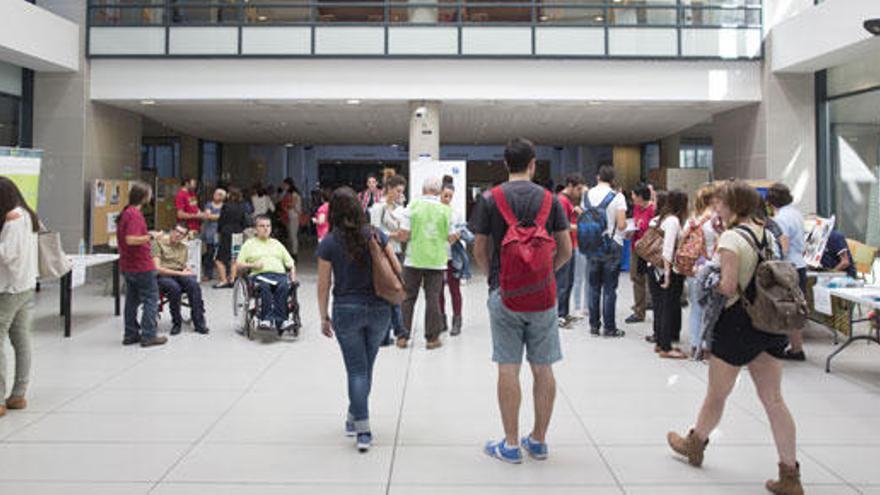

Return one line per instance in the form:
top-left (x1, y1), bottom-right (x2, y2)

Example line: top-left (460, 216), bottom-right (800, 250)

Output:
top-left (488, 290), bottom-right (562, 365)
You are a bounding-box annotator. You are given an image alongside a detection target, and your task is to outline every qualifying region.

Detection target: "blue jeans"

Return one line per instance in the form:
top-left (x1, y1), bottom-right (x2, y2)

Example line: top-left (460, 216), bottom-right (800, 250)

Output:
top-left (587, 243), bottom-right (622, 332)
top-left (572, 251), bottom-right (590, 312)
top-left (123, 271), bottom-right (159, 340)
top-left (555, 257), bottom-right (575, 318)
top-left (252, 272), bottom-right (290, 326)
top-left (687, 276), bottom-right (706, 350)
top-left (333, 302), bottom-right (392, 433)
top-left (158, 275), bottom-right (206, 329)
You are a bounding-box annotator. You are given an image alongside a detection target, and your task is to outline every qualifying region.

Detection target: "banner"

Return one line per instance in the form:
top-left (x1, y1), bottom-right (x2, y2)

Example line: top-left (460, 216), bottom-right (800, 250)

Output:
top-left (409, 160), bottom-right (467, 221)
top-left (0, 147), bottom-right (42, 210)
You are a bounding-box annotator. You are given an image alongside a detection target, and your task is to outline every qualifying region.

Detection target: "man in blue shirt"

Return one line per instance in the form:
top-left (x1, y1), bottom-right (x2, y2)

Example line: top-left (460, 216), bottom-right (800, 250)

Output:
top-left (767, 183), bottom-right (807, 361)
top-left (821, 230), bottom-right (856, 278)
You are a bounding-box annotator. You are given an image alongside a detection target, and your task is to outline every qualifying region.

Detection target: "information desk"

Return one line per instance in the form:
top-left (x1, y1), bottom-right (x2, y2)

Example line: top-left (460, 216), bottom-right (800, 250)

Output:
top-left (59, 254), bottom-right (120, 338)
top-left (824, 287), bottom-right (880, 373)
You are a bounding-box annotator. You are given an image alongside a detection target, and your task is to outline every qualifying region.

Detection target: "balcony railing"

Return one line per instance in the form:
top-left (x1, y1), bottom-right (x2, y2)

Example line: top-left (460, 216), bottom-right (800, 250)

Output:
top-left (87, 0), bottom-right (763, 59)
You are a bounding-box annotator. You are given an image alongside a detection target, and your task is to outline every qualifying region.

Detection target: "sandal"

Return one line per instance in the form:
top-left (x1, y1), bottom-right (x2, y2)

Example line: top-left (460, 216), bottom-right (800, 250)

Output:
top-left (659, 349), bottom-right (688, 360)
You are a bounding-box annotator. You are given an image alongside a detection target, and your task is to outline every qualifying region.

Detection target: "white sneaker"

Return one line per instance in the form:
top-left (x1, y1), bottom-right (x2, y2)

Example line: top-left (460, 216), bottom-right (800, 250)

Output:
top-left (258, 320), bottom-right (274, 330)
top-left (280, 320), bottom-right (296, 332)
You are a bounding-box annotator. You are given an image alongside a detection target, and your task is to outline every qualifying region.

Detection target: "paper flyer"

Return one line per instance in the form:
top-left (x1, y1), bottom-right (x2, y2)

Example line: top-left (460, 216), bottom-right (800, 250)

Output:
top-left (804, 215), bottom-right (835, 268)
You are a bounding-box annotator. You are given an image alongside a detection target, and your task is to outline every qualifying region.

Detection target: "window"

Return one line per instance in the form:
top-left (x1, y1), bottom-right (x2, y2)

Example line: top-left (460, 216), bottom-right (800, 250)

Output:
top-left (141, 140), bottom-right (180, 177)
top-left (679, 142), bottom-right (712, 169)
top-left (200, 140), bottom-right (221, 187)
top-left (0, 93), bottom-right (20, 147)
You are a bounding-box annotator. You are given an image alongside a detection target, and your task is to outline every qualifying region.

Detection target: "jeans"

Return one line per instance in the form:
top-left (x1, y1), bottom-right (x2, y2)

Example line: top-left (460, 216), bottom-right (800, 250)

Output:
top-left (686, 276), bottom-right (706, 351)
top-left (333, 302), bottom-right (391, 433)
top-left (555, 257), bottom-right (575, 318)
top-left (649, 271), bottom-right (685, 352)
top-left (158, 275), bottom-right (207, 329)
top-left (572, 250), bottom-right (590, 313)
top-left (253, 272), bottom-right (290, 326)
top-left (0, 290), bottom-right (34, 399)
top-left (439, 261), bottom-right (462, 317)
top-left (587, 244), bottom-right (622, 332)
top-left (401, 267), bottom-right (444, 341)
top-left (123, 271), bottom-right (159, 340)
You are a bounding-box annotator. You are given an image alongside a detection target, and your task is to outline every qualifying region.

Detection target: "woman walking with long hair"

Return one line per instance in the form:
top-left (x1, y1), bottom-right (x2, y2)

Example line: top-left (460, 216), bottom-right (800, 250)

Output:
top-left (317, 187), bottom-right (397, 453)
top-left (668, 180), bottom-right (801, 495)
top-left (648, 189), bottom-right (689, 359)
top-left (0, 177), bottom-right (39, 416)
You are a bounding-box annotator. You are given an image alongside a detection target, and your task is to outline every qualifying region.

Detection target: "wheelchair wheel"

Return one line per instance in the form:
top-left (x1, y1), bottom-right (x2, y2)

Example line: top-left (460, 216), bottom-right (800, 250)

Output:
top-left (232, 278), bottom-right (253, 338)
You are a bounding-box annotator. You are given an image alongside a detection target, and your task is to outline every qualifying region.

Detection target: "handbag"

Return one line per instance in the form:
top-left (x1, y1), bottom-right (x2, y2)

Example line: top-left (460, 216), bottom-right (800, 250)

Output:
top-left (38, 225), bottom-right (73, 280)
top-left (369, 230), bottom-right (405, 305)
top-left (634, 225), bottom-right (665, 268)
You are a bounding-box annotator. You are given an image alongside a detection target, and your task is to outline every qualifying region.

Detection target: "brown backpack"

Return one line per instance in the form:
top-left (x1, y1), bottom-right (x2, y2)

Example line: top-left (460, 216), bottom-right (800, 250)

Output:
top-left (369, 230), bottom-right (406, 305)
top-left (734, 226), bottom-right (808, 336)
top-left (634, 224), bottom-right (665, 268)
top-left (674, 216), bottom-right (710, 277)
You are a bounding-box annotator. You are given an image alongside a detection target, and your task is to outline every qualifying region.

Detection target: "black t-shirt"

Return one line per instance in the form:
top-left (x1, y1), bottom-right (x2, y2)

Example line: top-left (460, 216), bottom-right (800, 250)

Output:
top-left (471, 180), bottom-right (569, 290)
top-left (316, 226), bottom-right (389, 304)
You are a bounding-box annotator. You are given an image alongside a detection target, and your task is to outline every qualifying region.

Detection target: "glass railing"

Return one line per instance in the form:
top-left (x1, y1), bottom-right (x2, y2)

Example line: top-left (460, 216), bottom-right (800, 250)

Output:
top-left (87, 0), bottom-right (763, 59)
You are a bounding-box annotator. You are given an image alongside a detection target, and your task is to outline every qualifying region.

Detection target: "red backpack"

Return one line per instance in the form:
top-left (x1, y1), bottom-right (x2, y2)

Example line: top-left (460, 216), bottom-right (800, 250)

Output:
top-left (492, 186), bottom-right (557, 312)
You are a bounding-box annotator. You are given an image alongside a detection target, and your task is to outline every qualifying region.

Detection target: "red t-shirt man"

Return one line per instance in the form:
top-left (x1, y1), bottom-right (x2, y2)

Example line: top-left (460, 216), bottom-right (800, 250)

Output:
top-left (116, 207), bottom-right (155, 273)
top-left (557, 192), bottom-right (579, 248)
top-left (175, 187), bottom-right (201, 232)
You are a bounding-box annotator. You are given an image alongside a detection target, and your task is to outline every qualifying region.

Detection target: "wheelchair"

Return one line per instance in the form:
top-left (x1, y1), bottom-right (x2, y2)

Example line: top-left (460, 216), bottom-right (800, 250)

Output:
top-left (232, 273), bottom-right (301, 340)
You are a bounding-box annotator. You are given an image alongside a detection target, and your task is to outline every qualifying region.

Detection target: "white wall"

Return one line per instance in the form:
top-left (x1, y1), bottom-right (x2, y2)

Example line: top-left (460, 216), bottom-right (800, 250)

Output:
top-left (0, 0), bottom-right (79, 72)
top-left (89, 59), bottom-right (763, 104)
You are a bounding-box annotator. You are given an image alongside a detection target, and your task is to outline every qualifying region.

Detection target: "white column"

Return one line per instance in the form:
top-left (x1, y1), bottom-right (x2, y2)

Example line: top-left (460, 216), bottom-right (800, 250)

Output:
top-left (409, 101), bottom-right (440, 163)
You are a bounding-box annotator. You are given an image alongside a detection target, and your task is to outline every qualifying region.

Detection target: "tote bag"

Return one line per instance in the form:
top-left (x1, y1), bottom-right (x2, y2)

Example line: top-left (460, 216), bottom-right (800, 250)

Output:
top-left (38, 227), bottom-right (72, 280)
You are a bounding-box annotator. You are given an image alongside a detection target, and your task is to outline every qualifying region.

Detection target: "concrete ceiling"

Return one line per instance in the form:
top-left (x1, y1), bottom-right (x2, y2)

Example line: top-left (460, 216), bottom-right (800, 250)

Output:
top-left (115, 99), bottom-right (746, 145)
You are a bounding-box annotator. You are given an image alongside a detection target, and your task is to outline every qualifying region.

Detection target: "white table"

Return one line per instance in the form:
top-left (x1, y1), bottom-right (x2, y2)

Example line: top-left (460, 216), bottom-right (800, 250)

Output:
top-left (824, 287), bottom-right (880, 372)
top-left (59, 254), bottom-right (120, 338)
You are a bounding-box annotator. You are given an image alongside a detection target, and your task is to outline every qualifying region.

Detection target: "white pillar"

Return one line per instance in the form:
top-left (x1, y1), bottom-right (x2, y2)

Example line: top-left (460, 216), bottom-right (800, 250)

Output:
top-left (408, 101), bottom-right (440, 163)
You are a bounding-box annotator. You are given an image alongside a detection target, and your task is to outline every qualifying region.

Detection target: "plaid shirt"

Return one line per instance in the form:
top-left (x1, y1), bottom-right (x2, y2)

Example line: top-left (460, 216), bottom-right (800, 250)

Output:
top-left (359, 189), bottom-right (383, 211)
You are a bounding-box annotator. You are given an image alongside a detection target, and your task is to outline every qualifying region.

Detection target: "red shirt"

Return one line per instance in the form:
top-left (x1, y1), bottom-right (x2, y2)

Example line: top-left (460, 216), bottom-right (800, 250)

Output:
top-left (632, 203), bottom-right (655, 247)
top-left (175, 188), bottom-right (201, 231)
top-left (117, 207), bottom-right (155, 273)
top-left (557, 192), bottom-right (578, 247)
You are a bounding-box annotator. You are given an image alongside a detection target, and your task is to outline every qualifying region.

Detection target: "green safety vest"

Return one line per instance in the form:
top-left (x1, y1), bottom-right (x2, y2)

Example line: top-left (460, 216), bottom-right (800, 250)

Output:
top-left (406, 199), bottom-right (451, 269)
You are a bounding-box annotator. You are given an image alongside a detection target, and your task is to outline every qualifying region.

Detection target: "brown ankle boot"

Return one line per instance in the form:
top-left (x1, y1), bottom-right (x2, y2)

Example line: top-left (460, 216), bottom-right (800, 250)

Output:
top-left (0, 405), bottom-right (6, 417)
top-left (5, 396), bottom-right (26, 410)
top-left (667, 429), bottom-right (708, 467)
top-left (766, 462), bottom-right (804, 495)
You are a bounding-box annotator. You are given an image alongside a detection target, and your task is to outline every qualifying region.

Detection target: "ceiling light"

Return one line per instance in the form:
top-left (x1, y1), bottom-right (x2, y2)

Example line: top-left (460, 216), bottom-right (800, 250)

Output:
top-left (594, 15), bottom-right (605, 22)
top-left (257, 15), bottom-right (268, 22)
top-left (140, 99), bottom-right (156, 106)
top-left (346, 99), bottom-right (361, 105)
top-left (284, 143), bottom-right (294, 147)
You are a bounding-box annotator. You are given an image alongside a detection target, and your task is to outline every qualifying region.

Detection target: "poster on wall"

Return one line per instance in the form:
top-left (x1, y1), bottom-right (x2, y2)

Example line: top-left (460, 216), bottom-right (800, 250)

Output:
top-left (0, 147), bottom-right (42, 210)
top-left (409, 160), bottom-right (467, 222)
top-left (110, 182), bottom-right (121, 205)
top-left (804, 215), bottom-right (836, 268)
top-left (95, 180), bottom-right (107, 207)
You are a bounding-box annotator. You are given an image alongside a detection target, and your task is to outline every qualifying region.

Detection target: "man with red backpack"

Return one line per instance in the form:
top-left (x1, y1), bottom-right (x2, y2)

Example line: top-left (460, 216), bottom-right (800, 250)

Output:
top-left (472, 138), bottom-right (571, 464)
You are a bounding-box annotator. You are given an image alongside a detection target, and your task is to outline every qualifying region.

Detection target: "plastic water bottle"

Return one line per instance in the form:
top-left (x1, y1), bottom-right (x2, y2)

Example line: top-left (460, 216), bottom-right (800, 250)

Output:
top-left (78, 239), bottom-right (86, 256)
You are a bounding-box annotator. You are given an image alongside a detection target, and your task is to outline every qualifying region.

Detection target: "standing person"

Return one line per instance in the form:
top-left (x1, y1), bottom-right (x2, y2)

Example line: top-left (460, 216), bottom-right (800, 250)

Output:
top-left (370, 175), bottom-right (408, 345)
top-left (317, 187), bottom-right (396, 453)
top-left (556, 174), bottom-right (585, 329)
top-left (625, 183), bottom-right (655, 324)
top-left (668, 180), bottom-right (802, 495)
top-left (313, 188), bottom-right (331, 243)
top-left (279, 178), bottom-right (302, 260)
top-left (0, 177), bottom-right (39, 416)
top-left (472, 137), bottom-right (571, 464)
top-left (153, 224), bottom-right (209, 335)
top-left (766, 183), bottom-right (807, 361)
top-left (398, 177), bottom-right (456, 350)
top-left (201, 187), bottom-right (225, 282)
top-left (438, 182), bottom-right (465, 336)
top-left (214, 187), bottom-right (249, 289)
top-left (683, 184), bottom-right (720, 358)
top-left (117, 181), bottom-right (167, 348)
top-left (251, 185), bottom-right (276, 218)
top-left (176, 177), bottom-right (204, 233)
top-left (359, 175), bottom-right (383, 211)
top-left (648, 189), bottom-right (688, 359)
top-left (584, 165), bottom-right (627, 337)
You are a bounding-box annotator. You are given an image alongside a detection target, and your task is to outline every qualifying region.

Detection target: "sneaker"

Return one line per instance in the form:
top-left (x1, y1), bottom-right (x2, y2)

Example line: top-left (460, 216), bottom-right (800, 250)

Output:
top-left (603, 329), bottom-right (626, 338)
top-left (345, 420), bottom-right (356, 438)
top-left (140, 336), bottom-right (168, 348)
top-left (194, 327), bottom-right (210, 335)
top-left (521, 435), bottom-right (549, 460)
top-left (426, 338), bottom-right (443, 350)
top-left (589, 327), bottom-right (601, 337)
top-left (170, 324), bottom-right (182, 336)
top-left (625, 314), bottom-right (645, 324)
top-left (451, 315), bottom-right (462, 336)
top-left (279, 320), bottom-right (296, 332)
top-left (396, 337), bottom-right (409, 349)
top-left (780, 349), bottom-right (807, 361)
top-left (569, 312), bottom-right (584, 322)
top-left (645, 335), bottom-right (657, 343)
top-left (258, 320), bottom-right (274, 330)
top-left (122, 335), bottom-right (141, 346)
top-left (484, 439), bottom-right (523, 464)
top-left (357, 432), bottom-right (372, 453)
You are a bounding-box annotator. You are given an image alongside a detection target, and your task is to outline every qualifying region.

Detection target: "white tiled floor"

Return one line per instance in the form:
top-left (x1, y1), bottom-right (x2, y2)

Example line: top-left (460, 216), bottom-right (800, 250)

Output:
top-left (2, 258), bottom-right (880, 494)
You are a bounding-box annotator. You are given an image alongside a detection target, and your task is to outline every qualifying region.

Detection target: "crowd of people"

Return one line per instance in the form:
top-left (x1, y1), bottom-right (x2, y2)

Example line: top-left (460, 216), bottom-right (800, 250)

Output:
top-left (0, 137), bottom-right (863, 495)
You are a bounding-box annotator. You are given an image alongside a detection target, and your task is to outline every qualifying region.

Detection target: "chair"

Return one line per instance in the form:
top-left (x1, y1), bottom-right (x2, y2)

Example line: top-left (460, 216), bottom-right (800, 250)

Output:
top-left (846, 239), bottom-right (879, 284)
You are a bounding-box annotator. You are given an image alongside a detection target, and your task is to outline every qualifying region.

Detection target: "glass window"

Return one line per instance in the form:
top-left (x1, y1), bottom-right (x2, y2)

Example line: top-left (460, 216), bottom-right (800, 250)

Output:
top-left (0, 94), bottom-right (20, 147)
top-left (244, 1), bottom-right (313, 23)
top-left (142, 142), bottom-right (180, 178)
top-left (201, 141), bottom-right (221, 186)
top-left (538, 7), bottom-right (604, 25)
top-left (680, 142), bottom-right (712, 169)
top-left (464, 2), bottom-right (532, 24)
top-left (171, 1), bottom-right (240, 25)
top-left (828, 89), bottom-right (880, 245)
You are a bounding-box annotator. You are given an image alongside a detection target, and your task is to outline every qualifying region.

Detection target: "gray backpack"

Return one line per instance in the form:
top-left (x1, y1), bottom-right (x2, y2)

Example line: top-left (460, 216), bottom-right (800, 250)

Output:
top-left (734, 225), bottom-right (808, 336)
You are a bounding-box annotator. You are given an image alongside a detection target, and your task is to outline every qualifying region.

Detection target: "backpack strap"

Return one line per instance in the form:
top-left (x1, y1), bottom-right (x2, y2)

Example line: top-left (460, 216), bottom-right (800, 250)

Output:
top-left (535, 190), bottom-right (553, 228)
top-left (733, 225), bottom-right (768, 304)
top-left (598, 191), bottom-right (616, 210)
top-left (491, 186), bottom-right (518, 227)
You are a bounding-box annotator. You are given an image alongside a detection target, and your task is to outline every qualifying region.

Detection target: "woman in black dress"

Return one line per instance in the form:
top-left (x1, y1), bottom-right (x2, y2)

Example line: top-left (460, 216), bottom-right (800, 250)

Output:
top-left (214, 187), bottom-right (249, 289)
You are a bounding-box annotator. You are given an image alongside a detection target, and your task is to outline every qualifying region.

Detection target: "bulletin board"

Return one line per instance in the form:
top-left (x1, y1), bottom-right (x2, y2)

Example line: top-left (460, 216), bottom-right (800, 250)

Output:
top-left (154, 177), bottom-right (181, 232)
top-left (90, 179), bottom-right (131, 247)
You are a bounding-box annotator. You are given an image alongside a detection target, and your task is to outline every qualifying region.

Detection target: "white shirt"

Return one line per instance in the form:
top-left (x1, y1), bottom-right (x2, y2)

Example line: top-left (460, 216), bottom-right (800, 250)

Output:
top-left (370, 200), bottom-right (404, 254)
top-left (584, 183), bottom-right (627, 246)
top-left (0, 207), bottom-right (39, 293)
top-left (773, 204), bottom-right (806, 269)
top-left (251, 195), bottom-right (275, 217)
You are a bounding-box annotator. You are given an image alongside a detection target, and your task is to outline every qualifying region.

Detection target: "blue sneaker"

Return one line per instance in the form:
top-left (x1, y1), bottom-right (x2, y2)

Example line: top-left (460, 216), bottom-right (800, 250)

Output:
top-left (345, 420), bottom-right (356, 438)
top-left (484, 439), bottom-right (523, 464)
top-left (357, 432), bottom-right (372, 453)
top-left (521, 435), bottom-right (549, 460)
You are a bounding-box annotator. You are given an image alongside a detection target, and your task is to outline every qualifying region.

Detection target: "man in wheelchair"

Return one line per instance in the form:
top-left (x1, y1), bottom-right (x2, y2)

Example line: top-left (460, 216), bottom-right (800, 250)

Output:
top-left (152, 223), bottom-right (209, 335)
top-left (233, 215), bottom-right (297, 332)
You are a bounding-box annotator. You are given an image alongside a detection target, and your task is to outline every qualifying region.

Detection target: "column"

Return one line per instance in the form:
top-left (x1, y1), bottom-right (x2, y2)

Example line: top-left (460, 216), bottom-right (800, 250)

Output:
top-left (408, 101), bottom-right (440, 163)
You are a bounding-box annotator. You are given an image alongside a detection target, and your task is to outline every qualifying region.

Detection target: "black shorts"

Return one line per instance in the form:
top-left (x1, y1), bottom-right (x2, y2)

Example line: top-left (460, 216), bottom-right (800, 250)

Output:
top-left (711, 301), bottom-right (787, 367)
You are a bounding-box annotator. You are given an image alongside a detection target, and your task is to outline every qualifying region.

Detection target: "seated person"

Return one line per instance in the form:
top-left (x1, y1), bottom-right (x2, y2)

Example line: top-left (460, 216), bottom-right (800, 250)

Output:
top-left (821, 229), bottom-right (856, 278)
top-left (152, 223), bottom-right (209, 335)
top-left (234, 214), bottom-right (297, 331)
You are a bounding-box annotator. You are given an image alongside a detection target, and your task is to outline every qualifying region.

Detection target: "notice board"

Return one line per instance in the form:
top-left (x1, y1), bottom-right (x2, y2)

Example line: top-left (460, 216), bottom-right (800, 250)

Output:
top-left (90, 179), bottom-right (131, 247)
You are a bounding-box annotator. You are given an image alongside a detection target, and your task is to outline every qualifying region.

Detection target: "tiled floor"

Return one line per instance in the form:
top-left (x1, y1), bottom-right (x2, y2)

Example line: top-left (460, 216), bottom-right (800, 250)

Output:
top-left (2, 259), bottom-right (880, 494)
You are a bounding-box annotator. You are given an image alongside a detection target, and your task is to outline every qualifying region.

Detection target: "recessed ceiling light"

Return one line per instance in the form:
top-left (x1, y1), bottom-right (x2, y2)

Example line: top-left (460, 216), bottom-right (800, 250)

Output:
top-left (257, 15), bottom-right (268, 22)
top-left (594, 15), bottom-right (605, 22)
top-left (346, 99), bottom-right (361, 105)
top-left (284, 143), bottom-right (294, 147)
top-left (140, 99), bottom-right (156, 106)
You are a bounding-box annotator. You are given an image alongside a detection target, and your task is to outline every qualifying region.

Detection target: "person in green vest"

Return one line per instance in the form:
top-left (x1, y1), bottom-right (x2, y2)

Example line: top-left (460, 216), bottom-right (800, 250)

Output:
top-left (398, 177), bottom-right (456, 350)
